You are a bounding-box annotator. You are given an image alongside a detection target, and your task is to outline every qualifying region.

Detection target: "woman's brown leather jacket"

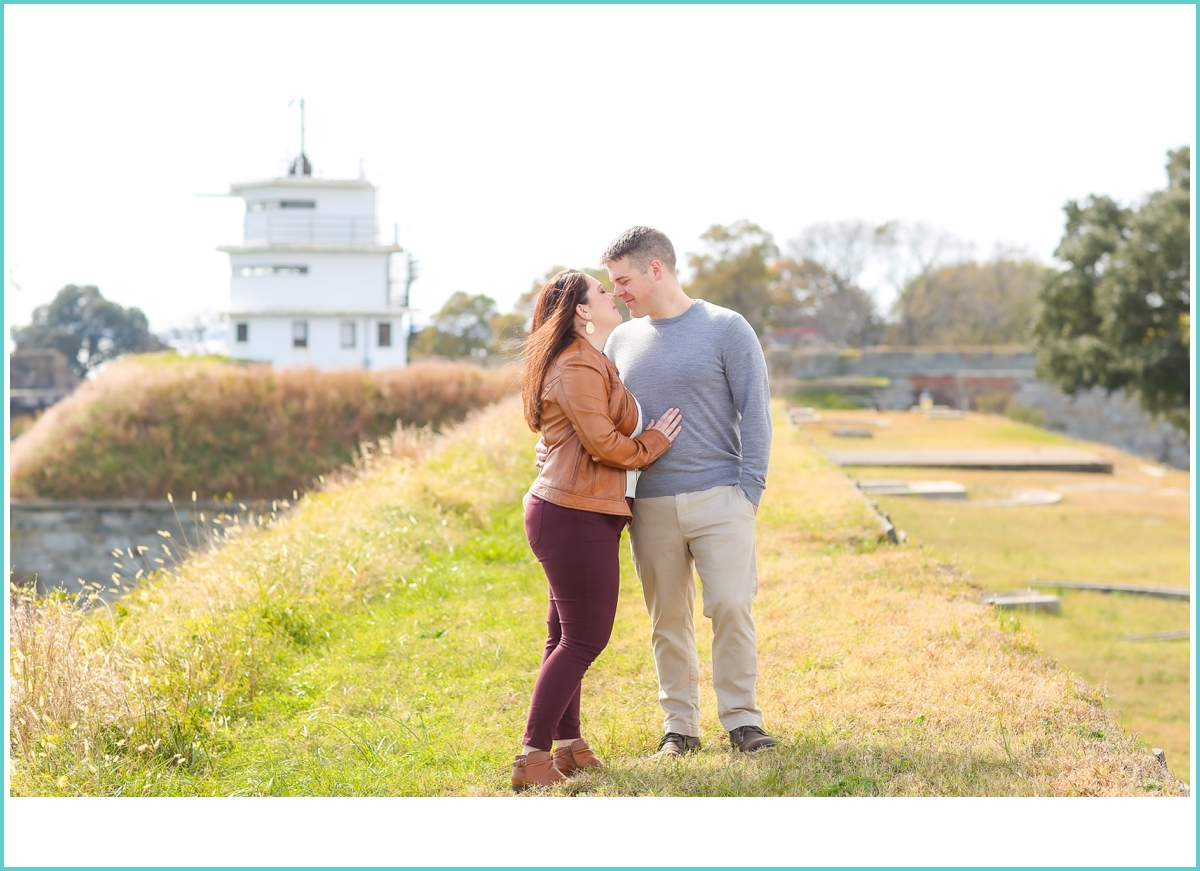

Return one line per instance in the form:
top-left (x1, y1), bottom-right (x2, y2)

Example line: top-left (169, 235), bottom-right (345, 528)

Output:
top-left (528, 336), bottom-right (671, 518)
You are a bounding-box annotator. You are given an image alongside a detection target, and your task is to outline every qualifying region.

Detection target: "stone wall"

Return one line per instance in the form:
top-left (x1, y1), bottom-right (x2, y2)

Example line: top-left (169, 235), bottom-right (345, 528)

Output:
top-left (1010, 381), bottom-right (1190, 469)
top-left (9, 499), bottom-right (272, 596)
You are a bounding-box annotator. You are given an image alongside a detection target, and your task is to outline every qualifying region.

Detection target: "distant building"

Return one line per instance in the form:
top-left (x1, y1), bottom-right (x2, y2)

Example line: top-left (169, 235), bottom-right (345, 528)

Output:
top-left (9, 348), bottom-right (79, 415)
top-left (764, 322), bottom-right (824, 350)
top-left (220, 153), bottom-right (409, 369)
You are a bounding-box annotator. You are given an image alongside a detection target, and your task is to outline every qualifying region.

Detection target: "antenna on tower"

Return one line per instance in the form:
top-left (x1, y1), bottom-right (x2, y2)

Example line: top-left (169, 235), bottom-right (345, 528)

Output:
top-left (286, 98), bottom-right (311, 176)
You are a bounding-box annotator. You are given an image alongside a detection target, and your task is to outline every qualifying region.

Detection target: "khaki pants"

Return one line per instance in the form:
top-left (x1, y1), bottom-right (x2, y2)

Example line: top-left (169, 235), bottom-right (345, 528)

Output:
top-left (629, 484), bottom-right (762, 735)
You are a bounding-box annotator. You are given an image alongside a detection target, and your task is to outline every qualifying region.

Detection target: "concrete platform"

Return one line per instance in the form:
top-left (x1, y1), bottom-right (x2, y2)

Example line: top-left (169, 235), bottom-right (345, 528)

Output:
top-left (788, 407), bottom-right (821, 424)
top-left (821, 417), bottom-right (892, 427)
top-left (981, 592), bottom-right (1062, 614)
top-left (969, 489), bottom-right (1063, 507)
top-left (857, 479), bottom-right (967, 499)
top-left (787, 408), bottom-right (893, 428)
top-left (825, 448), bottom-right (1113, 473)
top-left (924, 409), bottom-right (965, 419)
top-left (1053, 482), bottom-right (1151, 492)
top-left (1119, 630), bottom-right (1190, 642)
top-left (1029, 580), bottom-right (1190, 601)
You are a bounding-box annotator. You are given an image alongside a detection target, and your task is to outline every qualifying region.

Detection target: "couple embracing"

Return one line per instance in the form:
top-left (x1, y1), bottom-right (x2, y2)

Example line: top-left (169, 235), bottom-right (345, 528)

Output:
top-left (512, 226), bottom-right (775, 790)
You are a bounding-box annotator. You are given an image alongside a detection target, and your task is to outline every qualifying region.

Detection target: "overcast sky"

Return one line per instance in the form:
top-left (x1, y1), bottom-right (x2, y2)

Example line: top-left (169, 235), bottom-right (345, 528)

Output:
top-left (4, 4), bottom-right (1195, 344)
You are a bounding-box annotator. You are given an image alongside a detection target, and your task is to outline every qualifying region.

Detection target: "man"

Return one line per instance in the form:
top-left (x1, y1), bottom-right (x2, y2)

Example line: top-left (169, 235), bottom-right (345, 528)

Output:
top-left (542, 226), bottom-right (775, 755)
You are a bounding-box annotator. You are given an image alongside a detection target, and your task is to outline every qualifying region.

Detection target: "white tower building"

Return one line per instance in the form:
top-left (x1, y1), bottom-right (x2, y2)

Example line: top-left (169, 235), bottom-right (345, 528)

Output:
top-left (220, 152), bottom-right (409, 369)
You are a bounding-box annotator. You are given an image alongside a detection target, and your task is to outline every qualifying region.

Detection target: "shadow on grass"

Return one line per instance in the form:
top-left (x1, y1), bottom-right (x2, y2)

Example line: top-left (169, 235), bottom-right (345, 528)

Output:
top-left (204, 721), bottom-right (1179, 797)
top-left (543, 733), bottom-right (1174, 798)
top-left (556, 736), bottom-right (1020, 797)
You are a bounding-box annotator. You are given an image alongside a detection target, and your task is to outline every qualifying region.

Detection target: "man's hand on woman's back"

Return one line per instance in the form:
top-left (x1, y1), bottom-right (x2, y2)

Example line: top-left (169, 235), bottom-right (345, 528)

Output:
top-left (535, 406), bottom-right (681, 469)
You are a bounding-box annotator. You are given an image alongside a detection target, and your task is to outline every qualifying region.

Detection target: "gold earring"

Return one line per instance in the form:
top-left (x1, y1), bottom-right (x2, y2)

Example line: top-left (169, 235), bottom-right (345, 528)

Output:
top-left (585, 321), bottom-right (595, 335)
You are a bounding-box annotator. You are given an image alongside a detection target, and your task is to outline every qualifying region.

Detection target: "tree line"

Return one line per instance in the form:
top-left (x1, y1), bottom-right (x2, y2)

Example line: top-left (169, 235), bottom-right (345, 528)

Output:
top-left (410, 222), bottom-right (1049, 359)
top-left (412, 147), bottom-right (1188, 432)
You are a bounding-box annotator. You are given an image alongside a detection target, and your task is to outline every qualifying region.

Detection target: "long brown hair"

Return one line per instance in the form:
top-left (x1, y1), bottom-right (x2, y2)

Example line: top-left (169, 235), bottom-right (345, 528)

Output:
top-left (521, 269), bottom-right (591, 431)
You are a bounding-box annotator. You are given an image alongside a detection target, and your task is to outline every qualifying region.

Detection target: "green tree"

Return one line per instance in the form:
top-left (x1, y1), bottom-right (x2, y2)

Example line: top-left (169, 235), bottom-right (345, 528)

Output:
top-left (1034, 147), bottom-right (1190, 432)
top-left (410, 291), bottom-right (499, 359)
top-left (11, 284), bottom-right (167, 377)
top-left (685, 221), bottom-right (779, 335)
top-left (891, 254), bottom-right (1045, 346)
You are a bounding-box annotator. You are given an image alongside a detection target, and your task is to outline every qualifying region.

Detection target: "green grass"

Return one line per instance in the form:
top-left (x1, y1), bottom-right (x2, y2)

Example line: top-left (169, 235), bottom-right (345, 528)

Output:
top-left (803, 407), bottom-right (1080, 451)
top-left (158, 503), bottom-right (559, 797)
top-left (10, 399), bottom-right (1185, 796)
top-left (133, 352), bottom-right (236, 366)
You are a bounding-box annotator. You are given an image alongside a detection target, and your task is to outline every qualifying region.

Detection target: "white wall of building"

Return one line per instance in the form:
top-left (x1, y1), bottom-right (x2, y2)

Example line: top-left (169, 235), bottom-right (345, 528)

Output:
top-left (230, 314), bottom-right (409, 370)
top-left (230, 252), bottom-right (394, 312)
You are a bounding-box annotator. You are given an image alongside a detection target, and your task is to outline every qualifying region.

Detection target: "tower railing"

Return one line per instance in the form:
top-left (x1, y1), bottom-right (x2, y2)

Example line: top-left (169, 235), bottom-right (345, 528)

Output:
top-left (243, 213), bottom-right (380, 245)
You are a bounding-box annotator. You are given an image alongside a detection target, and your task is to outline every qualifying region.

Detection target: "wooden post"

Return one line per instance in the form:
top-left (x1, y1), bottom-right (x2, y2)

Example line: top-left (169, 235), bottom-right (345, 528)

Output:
top-left (1152, 748), bottom-right (1167, 769)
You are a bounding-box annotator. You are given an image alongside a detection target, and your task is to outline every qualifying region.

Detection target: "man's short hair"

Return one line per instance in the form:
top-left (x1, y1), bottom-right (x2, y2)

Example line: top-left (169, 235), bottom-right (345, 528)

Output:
top-left (600, 226), bottom-right (676, 274)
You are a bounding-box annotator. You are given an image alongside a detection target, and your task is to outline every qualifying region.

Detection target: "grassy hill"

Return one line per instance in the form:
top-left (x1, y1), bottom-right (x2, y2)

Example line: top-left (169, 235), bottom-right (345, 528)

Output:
top-left (9, 397), bottom-right (1185, 796)
top-left (9, 355), bottom-right (518, 500)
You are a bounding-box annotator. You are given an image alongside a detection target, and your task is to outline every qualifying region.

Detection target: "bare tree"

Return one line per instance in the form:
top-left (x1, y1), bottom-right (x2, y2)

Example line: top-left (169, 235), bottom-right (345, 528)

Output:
top-left (885, 222), bottom-right (970, 287)
top-left (786, 220), bottom-right (898, 294)
top-left (164, 310), bottom-right (229, 356)
top-left (773, 221), bottom-right (900, 347)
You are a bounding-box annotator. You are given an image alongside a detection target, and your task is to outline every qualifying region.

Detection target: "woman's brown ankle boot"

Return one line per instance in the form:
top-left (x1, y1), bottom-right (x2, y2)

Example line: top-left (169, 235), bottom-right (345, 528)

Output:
top-left (552, 739), bottom-right (603, 776)
top-left (511, 750), bottom-right (567, 791)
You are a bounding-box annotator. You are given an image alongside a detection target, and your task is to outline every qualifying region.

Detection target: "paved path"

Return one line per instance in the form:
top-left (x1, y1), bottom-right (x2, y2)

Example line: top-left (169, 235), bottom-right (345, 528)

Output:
top-left (825, 447), bottom-right (1113, 473)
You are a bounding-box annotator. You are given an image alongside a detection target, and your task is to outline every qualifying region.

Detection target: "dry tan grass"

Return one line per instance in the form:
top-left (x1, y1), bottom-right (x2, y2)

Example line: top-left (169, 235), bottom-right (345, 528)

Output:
top-left (10, 356), bottom-right (520, 500)
top-left (9, 589), bottom-right (134, 774)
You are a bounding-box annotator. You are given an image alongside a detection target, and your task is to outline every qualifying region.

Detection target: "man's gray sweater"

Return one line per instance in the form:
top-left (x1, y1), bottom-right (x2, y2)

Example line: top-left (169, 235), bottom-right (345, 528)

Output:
top-left (605, 299), bottom-right (772, 504)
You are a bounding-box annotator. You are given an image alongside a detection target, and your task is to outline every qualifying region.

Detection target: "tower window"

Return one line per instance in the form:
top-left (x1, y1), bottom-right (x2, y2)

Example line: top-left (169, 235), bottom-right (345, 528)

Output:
top-left (340, 321), bottom-right (357, 349)
top-left (293, 321), bottom-right (308, 348)
top-left (235, 265), bottom-right (308, 277)
top-left (378, 322), bottom-right (392, 347)
top-left (235, 322), bottom-right (248, 343)
top-left (246, 200), bottom-right (316, 212)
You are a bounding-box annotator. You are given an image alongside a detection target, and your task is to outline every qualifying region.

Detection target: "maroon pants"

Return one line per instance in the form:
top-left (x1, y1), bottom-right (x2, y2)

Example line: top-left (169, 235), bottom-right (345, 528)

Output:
top-left (521, 495), bottom-right (627, 751)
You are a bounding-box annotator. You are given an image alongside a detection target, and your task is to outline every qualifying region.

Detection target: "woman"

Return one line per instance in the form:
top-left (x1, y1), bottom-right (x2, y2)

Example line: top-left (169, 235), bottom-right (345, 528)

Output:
top-left (512, 269), bottom-right (682, 790)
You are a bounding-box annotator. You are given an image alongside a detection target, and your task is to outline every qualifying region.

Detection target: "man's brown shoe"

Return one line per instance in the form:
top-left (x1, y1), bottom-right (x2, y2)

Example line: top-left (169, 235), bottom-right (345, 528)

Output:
top-left (552, 739), bottom-right (603, 776)
top-left (511, 750), bottom-right (568, 791)
top-left (652, 732), bottom-right (701, 758)
top-left (729, 725), bottom-right (778, 752)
